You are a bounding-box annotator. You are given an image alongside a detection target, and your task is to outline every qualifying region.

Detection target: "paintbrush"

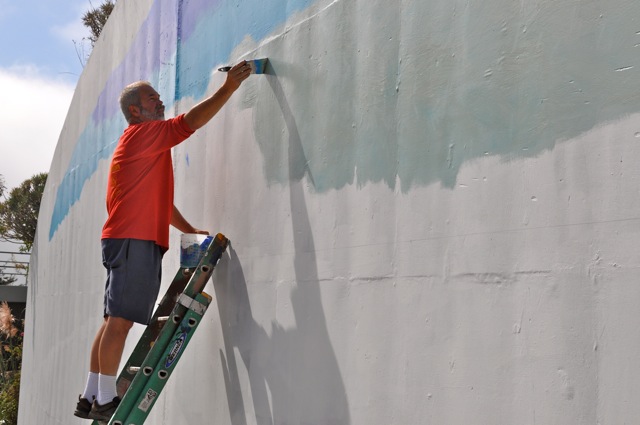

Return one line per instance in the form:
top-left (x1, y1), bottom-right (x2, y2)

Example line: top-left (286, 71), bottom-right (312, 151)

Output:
top-left (218, 58), bottom-right (269, 74)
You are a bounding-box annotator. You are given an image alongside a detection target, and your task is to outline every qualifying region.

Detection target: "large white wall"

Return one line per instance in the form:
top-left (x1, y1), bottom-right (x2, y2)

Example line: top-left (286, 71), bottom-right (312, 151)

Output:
top-left (19, 0), bottom-right (640, 424)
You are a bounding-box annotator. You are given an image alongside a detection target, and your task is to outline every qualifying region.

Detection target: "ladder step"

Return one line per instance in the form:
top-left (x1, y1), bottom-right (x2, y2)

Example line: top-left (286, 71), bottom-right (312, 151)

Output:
top-left (155, 315), bottom-right (183, 324)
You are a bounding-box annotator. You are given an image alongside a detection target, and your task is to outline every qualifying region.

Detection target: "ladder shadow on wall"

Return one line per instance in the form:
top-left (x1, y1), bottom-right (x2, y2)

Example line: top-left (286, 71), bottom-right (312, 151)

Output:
top-left (213, 70), bottom-right (351, 424)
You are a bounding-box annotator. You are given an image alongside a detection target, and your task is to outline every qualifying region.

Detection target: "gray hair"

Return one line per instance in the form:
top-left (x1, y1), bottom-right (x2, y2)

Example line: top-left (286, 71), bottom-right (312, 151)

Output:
top-left (119, 81), bottom-right (151, 123)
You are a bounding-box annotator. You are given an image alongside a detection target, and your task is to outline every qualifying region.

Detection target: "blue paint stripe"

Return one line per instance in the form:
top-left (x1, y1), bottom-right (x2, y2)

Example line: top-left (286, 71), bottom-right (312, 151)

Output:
top-left (49, 0), bottom-right (315, 240)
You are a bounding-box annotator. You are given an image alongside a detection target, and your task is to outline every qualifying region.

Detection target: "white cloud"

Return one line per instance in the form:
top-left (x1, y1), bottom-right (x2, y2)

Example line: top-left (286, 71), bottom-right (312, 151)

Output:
top-left (51, 1), bottom-right (93, 57)
top-left (51, 11), bottom-right (91, 44)
top-left (50, 1), bottom-right (95, 68)
top-left (0, 66), bottom-right (74, 190)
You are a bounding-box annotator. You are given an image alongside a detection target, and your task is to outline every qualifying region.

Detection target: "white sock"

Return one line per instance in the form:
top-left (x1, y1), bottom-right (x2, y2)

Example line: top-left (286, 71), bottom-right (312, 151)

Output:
top-left (97, 374), bottom-right (118, 405)
top-left (81, 372), bottom-right (99, 401)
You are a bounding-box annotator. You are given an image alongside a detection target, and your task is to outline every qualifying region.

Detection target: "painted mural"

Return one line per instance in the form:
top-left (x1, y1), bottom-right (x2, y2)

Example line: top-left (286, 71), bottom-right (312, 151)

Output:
top-left (19, 0), bottom-right (640, 423)
top-left (52, 0), bottom-right (640, 238)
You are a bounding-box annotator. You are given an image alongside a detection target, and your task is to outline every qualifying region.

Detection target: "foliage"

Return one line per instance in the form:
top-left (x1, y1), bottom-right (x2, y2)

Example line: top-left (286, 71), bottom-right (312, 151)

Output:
top-left (82, 0), bottom-right (116, 47)
top-left (0, 371), bottom-right (19, 425)
top-left (0, 273), bottom-right (16, 287)
top-left (0, 175), bottom-right (23, 285)
top-left (0, 303), bottom-right (22, 425)
top-left (0, 173), bottom-right (47, 252)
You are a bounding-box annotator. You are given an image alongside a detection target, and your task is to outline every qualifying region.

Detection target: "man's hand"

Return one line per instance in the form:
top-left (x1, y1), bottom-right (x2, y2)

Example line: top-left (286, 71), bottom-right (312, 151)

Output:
top-left (171, 206), bottom-right (210, 235)
top-left (184, 60), bottom-right (252, 131)
top-left (223, 61), bottom-right (252, 92)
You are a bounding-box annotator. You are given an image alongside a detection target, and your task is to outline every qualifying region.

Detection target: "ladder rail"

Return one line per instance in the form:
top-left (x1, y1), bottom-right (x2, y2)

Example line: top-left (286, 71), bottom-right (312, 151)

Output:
top-left (89, 233), bottom-right (229, 425)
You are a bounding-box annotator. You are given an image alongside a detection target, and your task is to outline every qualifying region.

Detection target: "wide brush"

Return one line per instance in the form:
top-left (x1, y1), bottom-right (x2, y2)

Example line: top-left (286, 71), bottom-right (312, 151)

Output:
top-left (218, 58), bottom-right (269, 74)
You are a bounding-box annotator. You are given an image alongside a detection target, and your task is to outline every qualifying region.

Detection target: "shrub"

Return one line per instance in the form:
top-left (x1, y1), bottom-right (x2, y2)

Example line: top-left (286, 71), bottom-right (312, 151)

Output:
top-left (0, 371), bottom-right (19, 425)
top-left (0, 303), bottom-right (22, 425)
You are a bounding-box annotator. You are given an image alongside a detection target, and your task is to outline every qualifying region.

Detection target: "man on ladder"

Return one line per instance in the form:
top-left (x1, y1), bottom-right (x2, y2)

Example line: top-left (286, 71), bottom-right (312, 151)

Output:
top-left (74, 61), bottom-right (252, 421)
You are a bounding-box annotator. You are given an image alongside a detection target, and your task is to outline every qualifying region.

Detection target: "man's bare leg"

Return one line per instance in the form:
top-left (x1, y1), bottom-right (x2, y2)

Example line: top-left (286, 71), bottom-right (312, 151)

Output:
top-left (98, 316), bottom-right (133, 376)
top-left (76, 319), bottom-right (109, 418)
top-left (93, 316), bottom-right (133, 409)
top-left (90, 319), bottom-right (107, 373)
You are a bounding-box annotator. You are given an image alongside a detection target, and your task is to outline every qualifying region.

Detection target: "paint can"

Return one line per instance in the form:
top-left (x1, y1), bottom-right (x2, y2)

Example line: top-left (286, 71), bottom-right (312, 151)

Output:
top-left (180, 233), bottom-right (213, 268)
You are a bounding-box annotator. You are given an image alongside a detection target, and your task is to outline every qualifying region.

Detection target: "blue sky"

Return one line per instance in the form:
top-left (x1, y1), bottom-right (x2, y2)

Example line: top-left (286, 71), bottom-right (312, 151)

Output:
top-left (0, 0), bottom-right (93, 190)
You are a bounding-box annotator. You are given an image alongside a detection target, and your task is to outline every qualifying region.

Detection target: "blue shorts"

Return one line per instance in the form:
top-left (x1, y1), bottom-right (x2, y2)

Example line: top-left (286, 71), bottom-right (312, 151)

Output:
top-left (102, 238), bottom-right (165, 324)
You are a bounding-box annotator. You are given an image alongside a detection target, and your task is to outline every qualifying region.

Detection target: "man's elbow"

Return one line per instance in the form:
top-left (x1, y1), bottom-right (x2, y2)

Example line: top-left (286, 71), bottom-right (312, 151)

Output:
top-left (183, 114), bottom-right (203, 131)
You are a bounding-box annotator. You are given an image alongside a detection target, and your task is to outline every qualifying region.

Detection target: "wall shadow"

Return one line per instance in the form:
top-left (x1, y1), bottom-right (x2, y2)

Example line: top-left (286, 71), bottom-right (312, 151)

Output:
top-left (212, 68), bottom-right (350, 424)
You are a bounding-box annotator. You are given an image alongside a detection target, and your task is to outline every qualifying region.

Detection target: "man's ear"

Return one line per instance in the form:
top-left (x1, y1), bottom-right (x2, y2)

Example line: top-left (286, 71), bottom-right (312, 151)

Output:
top-left (128, 105), bottom-right (141, 119)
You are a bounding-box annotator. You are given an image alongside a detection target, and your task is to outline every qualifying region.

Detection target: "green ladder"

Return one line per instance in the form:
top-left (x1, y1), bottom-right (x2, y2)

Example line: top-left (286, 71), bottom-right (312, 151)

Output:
top-left (90, 233), bottom-right (230, 425)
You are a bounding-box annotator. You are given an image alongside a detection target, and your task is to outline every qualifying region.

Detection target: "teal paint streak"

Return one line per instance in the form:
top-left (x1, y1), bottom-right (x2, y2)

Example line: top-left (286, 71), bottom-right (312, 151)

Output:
top-left (48, 115), bottom-right (124, 239)
top-left (394, 0), bottom-right (640, 190)
top-left (256, 0), bottom-right (640, 193)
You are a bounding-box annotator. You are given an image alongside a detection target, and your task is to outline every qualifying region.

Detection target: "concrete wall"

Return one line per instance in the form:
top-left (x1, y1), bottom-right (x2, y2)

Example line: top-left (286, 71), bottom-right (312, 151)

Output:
top-left (19, 0), bottom-right (640, 423)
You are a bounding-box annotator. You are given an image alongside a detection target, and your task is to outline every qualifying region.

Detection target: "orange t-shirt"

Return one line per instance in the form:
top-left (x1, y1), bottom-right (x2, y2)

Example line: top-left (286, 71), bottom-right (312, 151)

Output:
top-left (101, 114), bottom-right (195, 249)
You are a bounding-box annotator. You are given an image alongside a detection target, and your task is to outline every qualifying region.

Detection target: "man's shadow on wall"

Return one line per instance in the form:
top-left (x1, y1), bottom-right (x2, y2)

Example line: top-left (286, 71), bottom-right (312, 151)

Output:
top-left (212, 65), bottom-right (350, 425)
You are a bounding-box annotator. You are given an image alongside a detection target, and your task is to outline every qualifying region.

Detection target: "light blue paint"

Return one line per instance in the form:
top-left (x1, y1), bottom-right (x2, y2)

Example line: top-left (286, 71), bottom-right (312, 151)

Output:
top-left (175, 0), bottom-right (313, 101)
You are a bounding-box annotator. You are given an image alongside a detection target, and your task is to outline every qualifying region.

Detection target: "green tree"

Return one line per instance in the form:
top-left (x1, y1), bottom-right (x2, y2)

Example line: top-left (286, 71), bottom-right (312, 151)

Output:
top-left (82, 0), bottom-right (116, 47)
top-left (0, 177), bottom-right (17, 285)
top-left (0, 173), bottom-right (47, 252)
top-left (0, 181), bottom-right (23, 424)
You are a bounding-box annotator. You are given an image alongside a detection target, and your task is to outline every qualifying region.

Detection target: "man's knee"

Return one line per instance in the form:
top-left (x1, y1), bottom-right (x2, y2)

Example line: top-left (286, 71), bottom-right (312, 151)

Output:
top-left (105, 316), bottom-right (134, 335)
